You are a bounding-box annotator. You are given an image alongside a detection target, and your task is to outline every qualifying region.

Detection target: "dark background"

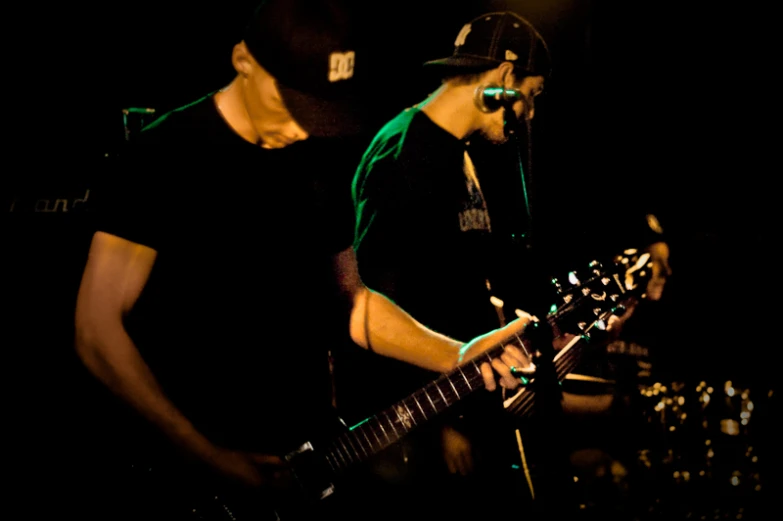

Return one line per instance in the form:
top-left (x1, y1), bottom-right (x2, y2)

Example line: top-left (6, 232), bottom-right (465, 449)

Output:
top-left (9, 0), bottom-right (775, 379)
top-left (4, 0), bottom-right (778, 513)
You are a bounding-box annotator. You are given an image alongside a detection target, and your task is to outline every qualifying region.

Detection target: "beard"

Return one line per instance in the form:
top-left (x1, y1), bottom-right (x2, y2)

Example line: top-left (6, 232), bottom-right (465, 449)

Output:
top-left (477, 125), bottom-right (509, 145)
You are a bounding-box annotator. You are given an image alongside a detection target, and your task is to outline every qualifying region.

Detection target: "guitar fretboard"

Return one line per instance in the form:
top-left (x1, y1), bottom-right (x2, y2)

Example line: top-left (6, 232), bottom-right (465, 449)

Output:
top-left (324, 345), bottom-right (505, 472)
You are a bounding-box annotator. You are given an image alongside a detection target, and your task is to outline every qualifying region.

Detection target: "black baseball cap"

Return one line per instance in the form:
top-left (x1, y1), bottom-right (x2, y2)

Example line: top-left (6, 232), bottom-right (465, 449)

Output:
top-left (242, 0), bottom-right (364, 137)
top-left (424, 11), bottom-right (551, 78)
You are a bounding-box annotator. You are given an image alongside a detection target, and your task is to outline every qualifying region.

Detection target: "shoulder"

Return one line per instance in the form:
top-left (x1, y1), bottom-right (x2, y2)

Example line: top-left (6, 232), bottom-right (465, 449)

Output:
top-left (355, 108), bottom-right (444, 183)
top-left (116, 94), bottom-right (221, 184)
top-left (361, 108), bottom-right (416, 164)
top-left (134, 93), bottom-right (219, 149)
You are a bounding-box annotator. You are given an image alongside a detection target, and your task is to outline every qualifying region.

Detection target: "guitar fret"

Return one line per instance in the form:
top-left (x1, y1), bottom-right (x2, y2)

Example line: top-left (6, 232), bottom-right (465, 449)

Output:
top-left (337, 437), bottom-right (355, 463)
top-left (424, 388), bottom-right (437, 413)
top-left (402, 401), bottom-right (417, 426)
top-left (376, 417), bottom-right (392, 445)
top-left (331, 444), bottom-right (349, 467)
top-left (435, 381), bottom-right (450, 406)
top-left (325, 452), bottom-right (339, 472)
top-left (384, 410), bottom-right (401, 439)
top-left (347, 431), bottom-right (369, 459)
top-left (412, 394), bottom-right (428, 419)
top-left (446, 376), bottom-right (461, 399)
top-left (356, 425), bottom-right (375, 452)
top-left (471, 360), bottom-right (482, 377)
top-left (368, 421), bottom-right (384, 447)
top-left (457, 366), bottom-right (473, 390)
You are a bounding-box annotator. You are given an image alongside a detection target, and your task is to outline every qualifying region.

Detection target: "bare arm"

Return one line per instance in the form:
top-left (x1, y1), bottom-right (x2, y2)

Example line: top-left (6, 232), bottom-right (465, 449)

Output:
top-left (332, 247), bottom-right (532, 388)
top-left (74, 232), bottom-right (217, 462)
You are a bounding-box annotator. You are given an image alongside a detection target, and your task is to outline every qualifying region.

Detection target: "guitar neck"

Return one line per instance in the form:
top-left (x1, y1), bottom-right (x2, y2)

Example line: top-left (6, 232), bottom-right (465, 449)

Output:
top-left (325, 344), bottom-right (504, 471)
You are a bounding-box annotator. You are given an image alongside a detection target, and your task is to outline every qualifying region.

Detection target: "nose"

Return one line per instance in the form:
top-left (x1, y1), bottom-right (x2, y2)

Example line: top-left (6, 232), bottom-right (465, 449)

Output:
top-left (287, 120), bottom-right (309, 142)
top-left (292, 127), bottom-right (309, 142)
top-left (514, 98), bottom-right (535, 121)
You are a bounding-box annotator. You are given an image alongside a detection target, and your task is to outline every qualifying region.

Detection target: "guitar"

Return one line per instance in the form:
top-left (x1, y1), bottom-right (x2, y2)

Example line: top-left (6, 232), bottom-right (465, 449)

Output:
top-left (130, 248), bottom-right (654, 520)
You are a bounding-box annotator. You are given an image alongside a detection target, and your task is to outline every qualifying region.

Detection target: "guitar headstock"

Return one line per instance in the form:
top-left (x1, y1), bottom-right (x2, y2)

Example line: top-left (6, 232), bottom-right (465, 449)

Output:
top-left (545, 248), bottom-right (653, 339)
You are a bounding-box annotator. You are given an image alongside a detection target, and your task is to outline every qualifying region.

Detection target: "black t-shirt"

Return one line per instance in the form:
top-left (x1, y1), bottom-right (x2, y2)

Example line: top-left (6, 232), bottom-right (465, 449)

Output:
top-left (97, 94), bottom-right (356, 454)
top-left (339, 107), bottom-right (505, 423)
top-left (354, 108), bottom-right (500, 338)
top-left (4, 174), bottom-right (110, 449)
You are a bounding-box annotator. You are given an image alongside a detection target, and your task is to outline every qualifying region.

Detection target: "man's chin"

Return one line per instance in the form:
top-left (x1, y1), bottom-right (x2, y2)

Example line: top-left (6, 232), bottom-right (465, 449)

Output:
top-left (477, 129), bottom-right (508, 145)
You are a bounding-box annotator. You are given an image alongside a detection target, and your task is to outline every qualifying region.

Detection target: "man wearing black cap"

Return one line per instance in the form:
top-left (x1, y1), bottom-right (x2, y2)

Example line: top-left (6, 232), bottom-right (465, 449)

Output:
top-left (337, 10), bottom-right (554, 521)
top-left (344, 8), bottom-right (674, 520)
top-left (70, 1), bottom-right (534, 519)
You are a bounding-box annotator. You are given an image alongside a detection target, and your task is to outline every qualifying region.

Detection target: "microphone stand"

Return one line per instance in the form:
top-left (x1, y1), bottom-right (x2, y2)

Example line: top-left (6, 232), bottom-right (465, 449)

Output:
top-left (503, 104), bottom-right (576, 516)
top-left (503, 107), bottom-right (533, 253)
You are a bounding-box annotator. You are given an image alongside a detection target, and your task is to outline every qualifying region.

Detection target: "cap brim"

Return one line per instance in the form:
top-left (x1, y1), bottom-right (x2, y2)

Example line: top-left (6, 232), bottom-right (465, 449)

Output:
top-left (278, 83), bottom-right (364, 138)
top-left (423, 55), bottom-right (501, 72)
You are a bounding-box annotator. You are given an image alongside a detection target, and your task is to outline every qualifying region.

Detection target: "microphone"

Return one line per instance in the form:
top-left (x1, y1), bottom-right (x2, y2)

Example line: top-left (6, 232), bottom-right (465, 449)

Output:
top-left (474, 85), bottom-right (523, 113)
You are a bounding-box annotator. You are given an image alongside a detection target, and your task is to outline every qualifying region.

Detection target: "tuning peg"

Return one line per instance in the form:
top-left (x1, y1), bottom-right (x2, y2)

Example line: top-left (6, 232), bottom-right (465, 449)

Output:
top-left (568, 271), bottom-right (580, 286)
top-left (551, 277), bottom-right (563, 294)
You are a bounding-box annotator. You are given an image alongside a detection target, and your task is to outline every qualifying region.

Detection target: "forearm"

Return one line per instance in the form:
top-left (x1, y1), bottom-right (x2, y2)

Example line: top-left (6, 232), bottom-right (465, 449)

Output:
top-left (75, 320), bottom-right (214, 459)
top-left (349, 287), bottom-right (462, 373)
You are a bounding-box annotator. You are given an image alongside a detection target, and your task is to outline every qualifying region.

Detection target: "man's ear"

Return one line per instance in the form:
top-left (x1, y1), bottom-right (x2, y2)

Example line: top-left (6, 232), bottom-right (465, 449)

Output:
top-left (232, 41), bottom-right (254, 77)
top-left (497, 61), bottom-right (516, 88)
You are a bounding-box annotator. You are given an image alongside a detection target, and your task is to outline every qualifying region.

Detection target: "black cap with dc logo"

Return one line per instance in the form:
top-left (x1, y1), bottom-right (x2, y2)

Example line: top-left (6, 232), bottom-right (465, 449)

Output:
top-left (242, 0), bottom-right (366, 137)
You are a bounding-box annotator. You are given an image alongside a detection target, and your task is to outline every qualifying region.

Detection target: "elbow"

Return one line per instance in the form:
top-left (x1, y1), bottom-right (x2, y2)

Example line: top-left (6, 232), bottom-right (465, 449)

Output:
top-left (347, 285), bottom-right (372, 349)
top-left (74, 313), bottom-right (102, 370)
top-left (73, 303), bottom-right (120, 373)
top-left (74, 320), bottom-right (95, 362)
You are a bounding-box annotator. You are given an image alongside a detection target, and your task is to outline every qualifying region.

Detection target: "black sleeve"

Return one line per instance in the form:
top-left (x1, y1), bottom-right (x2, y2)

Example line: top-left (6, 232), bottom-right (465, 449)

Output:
top-left (354, 143), bottom-right (450, 274)
top-left (354, 144), bottom-right (492, 341)
top-left (354, 143), bottom-right (454, 258)
top-left (95, 142), bottom-right (166, 251)
top-left (324, 169), bottom-right (357, 255)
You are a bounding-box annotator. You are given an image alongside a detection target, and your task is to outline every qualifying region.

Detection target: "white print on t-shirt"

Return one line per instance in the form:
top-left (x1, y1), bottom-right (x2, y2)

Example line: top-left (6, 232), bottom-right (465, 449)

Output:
top-left (459, 151), bottom-right (491, 232)
top-left (7, 189), bottom-right (91, 213)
